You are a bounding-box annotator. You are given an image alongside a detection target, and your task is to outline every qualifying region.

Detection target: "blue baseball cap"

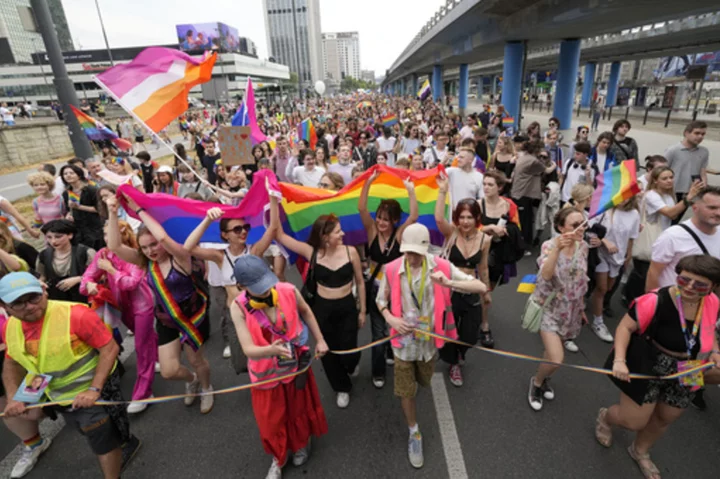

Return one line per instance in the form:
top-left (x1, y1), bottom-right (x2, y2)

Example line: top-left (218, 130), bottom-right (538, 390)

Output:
top-left (233, 255), bottom-right (278, 295)
top-left (0, 272), bottom-right (43, 303)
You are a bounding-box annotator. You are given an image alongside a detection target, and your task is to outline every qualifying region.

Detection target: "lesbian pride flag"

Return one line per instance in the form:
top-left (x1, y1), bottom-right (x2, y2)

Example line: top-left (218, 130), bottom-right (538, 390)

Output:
top-left (70, 105), bottom-right (131, 151)
top-left (95, 47), bottom-right (216, 132)
top-left (589, 160), bottom-right (640, 217)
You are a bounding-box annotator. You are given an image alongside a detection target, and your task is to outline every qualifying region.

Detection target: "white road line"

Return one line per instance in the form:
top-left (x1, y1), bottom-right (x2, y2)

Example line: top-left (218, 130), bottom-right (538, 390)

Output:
top-left (0, 184), bottom-right (27, 193)
top-left (431, 372), bottom-right (468, 479)
top-left (0, 335), bottom-right (136, 476)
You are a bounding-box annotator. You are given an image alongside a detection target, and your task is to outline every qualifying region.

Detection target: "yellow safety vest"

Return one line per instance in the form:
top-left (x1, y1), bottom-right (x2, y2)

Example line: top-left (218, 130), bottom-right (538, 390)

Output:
top-left (5, 301), bottom-right (112, 402)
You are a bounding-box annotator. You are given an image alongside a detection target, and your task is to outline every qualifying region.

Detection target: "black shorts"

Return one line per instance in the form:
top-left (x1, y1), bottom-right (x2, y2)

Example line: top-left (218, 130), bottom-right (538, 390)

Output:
top-left (156, 316), bottom-right (210, 347)
top-left (135, 136), bottom-right (144, 143)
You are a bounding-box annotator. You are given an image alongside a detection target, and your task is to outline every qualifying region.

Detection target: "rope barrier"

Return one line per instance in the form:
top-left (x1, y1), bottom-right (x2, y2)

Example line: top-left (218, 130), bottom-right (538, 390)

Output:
top-left (0, 329), bottom-right (714, 417)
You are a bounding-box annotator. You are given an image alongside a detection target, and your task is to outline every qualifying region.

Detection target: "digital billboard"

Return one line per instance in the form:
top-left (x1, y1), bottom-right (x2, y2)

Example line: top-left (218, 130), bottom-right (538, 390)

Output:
top-left (654, 52), bottom-right (720, 81)
top-left (176, 22), bottom-right (241, 53)
top-left (218, 23), bottom-right (239, 53)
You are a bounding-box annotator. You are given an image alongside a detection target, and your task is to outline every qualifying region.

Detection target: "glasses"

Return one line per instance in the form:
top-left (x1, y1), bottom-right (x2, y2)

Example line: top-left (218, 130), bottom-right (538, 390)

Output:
top-left (677, 275), bottom-right (712, 294)
top-left (549, 123), bottom-right (557, 127)
top-left (581, 130), bottom-right (589, 134)
top-left (8, 293), bottom-right (43, 310)
top-left (225, 224), bottom-right (251, 235)
top-left (538, 155), bottom-right (549, 160)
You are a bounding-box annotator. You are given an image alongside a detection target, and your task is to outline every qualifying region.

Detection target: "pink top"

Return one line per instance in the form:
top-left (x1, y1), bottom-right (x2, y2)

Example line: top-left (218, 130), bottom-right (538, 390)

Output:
top-left (80, 248), bottom-right (154, 317)
top-left (32, 195), bottom-right (66, 225)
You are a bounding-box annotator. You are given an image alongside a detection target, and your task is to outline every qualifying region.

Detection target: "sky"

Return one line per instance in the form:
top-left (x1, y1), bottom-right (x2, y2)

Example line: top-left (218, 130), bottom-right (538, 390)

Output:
top-left (61, 0), bottom-right (445, 76)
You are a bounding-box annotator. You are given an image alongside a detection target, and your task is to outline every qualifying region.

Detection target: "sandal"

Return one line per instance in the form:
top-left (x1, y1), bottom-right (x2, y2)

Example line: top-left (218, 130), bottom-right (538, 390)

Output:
top-left (479, 329), bottom-right (495, 349)
top-left (594, 408), bottom-right (612, 447)
top-left (628, 443), bottom-right (661, 479)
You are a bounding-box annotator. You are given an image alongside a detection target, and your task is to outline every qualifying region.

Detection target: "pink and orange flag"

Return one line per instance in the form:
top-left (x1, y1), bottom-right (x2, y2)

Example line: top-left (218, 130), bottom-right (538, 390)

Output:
top-left (95, 47), bottom-right (216, 132)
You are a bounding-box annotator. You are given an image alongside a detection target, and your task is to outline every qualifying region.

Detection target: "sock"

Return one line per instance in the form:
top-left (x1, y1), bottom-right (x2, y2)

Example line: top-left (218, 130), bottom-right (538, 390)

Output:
top-left (409, 424), bottom-right (419, 435)
top-left (593, 316), bottom-right (604, 326)
top-left (23, 434), bottom-right (42, 450)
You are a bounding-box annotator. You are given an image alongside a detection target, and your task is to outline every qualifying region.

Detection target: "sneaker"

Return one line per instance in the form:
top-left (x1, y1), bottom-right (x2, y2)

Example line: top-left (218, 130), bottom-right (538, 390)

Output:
top-left (184, 373), bottom-right (200, 406)
top-left (11, 437), bottom-right (52, 479)
top-left (372, 377), bottom-right (385, 389)
top-left (591, 321), bottom-right (614, 343)
top-left (127, 330), bottom-right (135, 336)
top-left (336, 392), bottom-right (350, 409)
top-left (266, 458), bottom-right (282, 479)
top-left (563, 340), bottom-right (580, 353)
top-left (385, 357), bottom-right (395, 366)
top-left (540, 378), bottom-right (555, 401)
top-left (121, 435), bottom-right (141, 473)
top-left (479, 329), bottom-right (495, 349)
top-left (349, 364), bottom-right (360, 378)
top-left (292, 438), bottom-right (311, 467)
top-left (200, 387), bottom-right (214, 414)
top-left (408, 430), bottom-right (424, 469)
top-left (448, 365), bottom-right (463, 387)
top-left (154, 362), bottom-right (161, 374)
top-left (524, 251), bottom-right (533, 257)
top-left (222, 346), bottom-right (231, 359)
top-left (127, 399), bottom-right (151, 415)
top-left (691, 390), bottom-right (707, 411)
top-left (528, 377), bottom-right (543, 411)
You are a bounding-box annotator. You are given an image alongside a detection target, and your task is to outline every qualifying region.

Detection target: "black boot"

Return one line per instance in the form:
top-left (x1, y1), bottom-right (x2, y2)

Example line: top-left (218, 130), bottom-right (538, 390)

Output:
top-left (692, 390), bottom-right (707, 411)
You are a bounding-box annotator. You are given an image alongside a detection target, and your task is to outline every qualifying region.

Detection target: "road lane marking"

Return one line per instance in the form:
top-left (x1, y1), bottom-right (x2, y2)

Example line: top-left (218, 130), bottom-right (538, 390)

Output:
top-left (431, 372), bottom-right (468, 479)
top-left (0, 335), bottom-right (136, 476)
top-left (0, 184), bottom-right (28, 193)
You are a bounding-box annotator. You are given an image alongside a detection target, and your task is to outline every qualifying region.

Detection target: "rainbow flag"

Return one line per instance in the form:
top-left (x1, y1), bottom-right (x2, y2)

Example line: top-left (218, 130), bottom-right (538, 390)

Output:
top-left (417, 79), bottom-right (431, 101)
top-left (297, 119), bottom-right (317, 150)
top-left (69, 105), bottom-right (132, 151)
top-left (95, 47), bottom-right (216, 132)
top-left (516, 274), bottom-right (537, 294)
top-left (67, 190), bottom-right (80, 204)
top-left (382, 114), bottom-right (398, 127)
top-left (588, 160), bottom-right (640, 218)
top-left (502, 117), bottom-right (515, 126)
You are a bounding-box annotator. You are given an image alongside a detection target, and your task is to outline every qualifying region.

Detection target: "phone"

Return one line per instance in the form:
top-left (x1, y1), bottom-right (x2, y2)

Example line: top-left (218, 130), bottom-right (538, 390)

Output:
top-left (691, 175), bottom-right (701, 183)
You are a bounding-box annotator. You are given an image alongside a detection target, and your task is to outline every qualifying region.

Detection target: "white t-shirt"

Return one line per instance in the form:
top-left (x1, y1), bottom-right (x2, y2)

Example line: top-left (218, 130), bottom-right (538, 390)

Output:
top-left (328, 162), bottom-right (355, 185)
top-left (561, 160), bottom-right (595, 202)
top-left (400, 138), bottom-right (421, 155)
top-left (376, 136), bottom-right (397, 166)
top-left (597, 152), bottom-right (607, 171)
top-left (638, 175), bottom-right (649, 191)
top-left (643, 190), bottom-right (674, 231)
top-left (459, 126), bottom-right (474, 140)
top-left (0, 107), bottom-right (13, 122)
top-left (446, 167), bottom-right (484, 208)
top-left (590, 209), bottom-right (640, 266)
top-left (206, 245), bottom-right (248, 287)
top-left (53, 176), bottom-right (65, 196)
top-left (292, 166), bottom-right (326, 188)
top-left (651, 219), bottom-right (720, 288)
top-left (423, 146), bottom-right (449, 167)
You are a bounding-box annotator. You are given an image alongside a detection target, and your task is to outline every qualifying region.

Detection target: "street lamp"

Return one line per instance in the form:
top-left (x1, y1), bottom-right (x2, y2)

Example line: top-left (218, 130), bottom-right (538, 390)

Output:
top-left (94, 0), bottom-right (114, 66)
top-left (32, 37), bottom-right (54, 103)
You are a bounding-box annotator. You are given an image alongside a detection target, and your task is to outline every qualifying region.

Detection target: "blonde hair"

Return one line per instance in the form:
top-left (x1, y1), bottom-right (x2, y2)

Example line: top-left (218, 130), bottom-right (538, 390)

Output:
top-left (0, 222), bottom-right (15, 253)
top-left (570, 183), bottom-right (594, 204)
top-left (27, 171), bottom-right (55, 189)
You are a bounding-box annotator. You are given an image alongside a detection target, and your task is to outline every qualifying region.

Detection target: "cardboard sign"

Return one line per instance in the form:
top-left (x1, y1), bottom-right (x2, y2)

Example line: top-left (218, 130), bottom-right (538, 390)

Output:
top-left (218, 126), bottom-right (253, 167)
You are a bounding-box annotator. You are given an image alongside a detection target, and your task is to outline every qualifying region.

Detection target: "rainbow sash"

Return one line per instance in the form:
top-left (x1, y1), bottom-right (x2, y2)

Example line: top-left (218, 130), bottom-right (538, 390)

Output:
top-left (148, 262), bottom-right (207, 350)
top-left (68, 190), bottom-right (80, 204)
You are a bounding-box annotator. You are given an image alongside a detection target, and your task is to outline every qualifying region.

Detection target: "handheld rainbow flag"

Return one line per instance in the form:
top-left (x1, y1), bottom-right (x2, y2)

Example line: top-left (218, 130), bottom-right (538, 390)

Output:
top-left (69, 105), bottom-right (132, 151)
top-left (356, 100), bottom-right (372, 109)
top-left (67, 190), bottom-right (80, 204)
top-left (417, 79), bottom-right (431, 101)
top-left (588, 160), bottom-right (640, 218)
top-left (516, 274), bottom-right (537, 294)
top-left (502, 117), bottom-right (515, 126)
top-left (95, 47), bottom-right (216, 132)
top-left (382, 114), bottom-right (398, 127)
top-left (297, 118), bottom-right (317, 150)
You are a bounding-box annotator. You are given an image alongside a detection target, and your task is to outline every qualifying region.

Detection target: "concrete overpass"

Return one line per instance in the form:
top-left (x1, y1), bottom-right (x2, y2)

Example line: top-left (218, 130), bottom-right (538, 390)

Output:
top-left (381, 0), bottom-right (720, 129)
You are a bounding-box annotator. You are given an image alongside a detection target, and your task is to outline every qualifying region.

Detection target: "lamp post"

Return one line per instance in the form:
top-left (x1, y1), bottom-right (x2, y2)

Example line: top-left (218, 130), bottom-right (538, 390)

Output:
top-left (94, 0), bottom-right (114, 66)
top-left (32, 37), bottom-right (54, 103)
top-left (291, 0), bottom-right (303, 99)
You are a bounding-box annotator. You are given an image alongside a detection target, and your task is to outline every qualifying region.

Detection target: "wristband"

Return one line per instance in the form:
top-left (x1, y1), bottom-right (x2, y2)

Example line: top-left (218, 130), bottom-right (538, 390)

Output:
top-left (682, 198), bottom-right (690, 207)
top-left (88, 386), bottom-right (101, 393)
top-left (135, 208), bottom-right (145, 215)
top-left (379, 306), bottom-right (388, 314)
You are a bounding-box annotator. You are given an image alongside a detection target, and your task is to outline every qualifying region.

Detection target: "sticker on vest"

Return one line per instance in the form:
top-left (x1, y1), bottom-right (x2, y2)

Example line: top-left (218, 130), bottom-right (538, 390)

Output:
top-left (13, 373), bottom-right (53, 404)
top-left (677, 360), bottom-right (704, 391)
top-left (415, 316), bottom-right (431, 342)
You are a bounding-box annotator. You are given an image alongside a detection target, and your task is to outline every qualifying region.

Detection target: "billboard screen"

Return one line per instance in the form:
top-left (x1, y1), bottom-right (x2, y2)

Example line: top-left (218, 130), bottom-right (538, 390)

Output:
top-left (654, 52), bottom-right (720, 81)
top-left (176, 23), bottom-right (222, 52)
top-left (218, 23), bottom-right (239, 53)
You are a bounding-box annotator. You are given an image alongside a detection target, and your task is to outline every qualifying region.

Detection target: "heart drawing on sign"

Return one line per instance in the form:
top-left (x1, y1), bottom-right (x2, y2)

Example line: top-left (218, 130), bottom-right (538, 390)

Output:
top-left (240, 134), bottom-right (249, 140)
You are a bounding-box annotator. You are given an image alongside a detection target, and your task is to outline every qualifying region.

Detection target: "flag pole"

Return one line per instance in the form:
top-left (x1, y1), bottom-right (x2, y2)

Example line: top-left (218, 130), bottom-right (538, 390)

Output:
top-left (92, 75), bottom-right (210, 186)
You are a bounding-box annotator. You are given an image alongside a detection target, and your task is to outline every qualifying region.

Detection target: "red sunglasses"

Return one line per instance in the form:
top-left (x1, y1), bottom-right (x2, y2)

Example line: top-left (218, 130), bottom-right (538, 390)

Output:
top-left (677, 275), bottom-right (712, 295)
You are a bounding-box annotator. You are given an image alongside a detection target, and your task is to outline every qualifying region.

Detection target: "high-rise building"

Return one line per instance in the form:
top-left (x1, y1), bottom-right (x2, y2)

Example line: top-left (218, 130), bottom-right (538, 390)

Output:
top-left (321, 31), bottom-right (360, 81)
top-left (361, 69), bottom-right (375, 83)
top-left (263, 0), bottom-right (322, 86)
top-left (0, 0), bottom-right (74, 64)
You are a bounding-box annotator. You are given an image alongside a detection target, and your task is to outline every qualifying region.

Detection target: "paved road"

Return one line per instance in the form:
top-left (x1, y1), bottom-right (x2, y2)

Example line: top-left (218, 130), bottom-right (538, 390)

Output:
top-left (1, 258), bottom-right (718, 479)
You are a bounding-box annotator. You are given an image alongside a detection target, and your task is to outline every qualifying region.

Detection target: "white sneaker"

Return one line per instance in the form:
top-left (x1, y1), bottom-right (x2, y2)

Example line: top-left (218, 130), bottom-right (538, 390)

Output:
top-left (563, 340), bottom-right (580, 353)
top-left (11, 437), bottom-right (52, 479)
top-left (591, 321), bottom-right (614, 343)
top-left (127, 330), bottom-right (135, 336)
top-left (385, 357), bottom-right (395, 366)
top-left (336, 392), bottom-right (350, 409)
top-left (222, 346), bottom-right (231, 359)
top-left (200, 387), bottom-right (214, 414)
top-left (408, 430), bottom-right (424, 469)
top-left (265, 458), bottom-right (282, 479)
top-left (127, 399), bottom-right (151, 414)
top-left (350, 364), bottom-right (360, 378)
top-left (154, 362), bottom-right (161, 374)
top-left (184, 373), bottom-right (200, 406)
top-left (292, 438), bottom-right (311, 466)
top-left (372, 377), bottom-right (385, 389)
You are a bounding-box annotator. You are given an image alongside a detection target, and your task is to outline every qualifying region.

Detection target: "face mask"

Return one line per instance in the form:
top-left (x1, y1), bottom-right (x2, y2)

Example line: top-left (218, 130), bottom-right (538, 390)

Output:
top-left (247, 288), bottom-right (278, 310)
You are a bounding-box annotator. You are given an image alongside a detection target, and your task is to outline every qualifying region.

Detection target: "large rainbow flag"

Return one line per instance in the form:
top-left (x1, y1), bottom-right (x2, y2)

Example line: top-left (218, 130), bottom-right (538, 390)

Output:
top-left (69, 105), bottom-right (131, 151)
top-left (588, 160), bottom-right (641, 218)
top-left (95, 47), bottom-right (216, 132)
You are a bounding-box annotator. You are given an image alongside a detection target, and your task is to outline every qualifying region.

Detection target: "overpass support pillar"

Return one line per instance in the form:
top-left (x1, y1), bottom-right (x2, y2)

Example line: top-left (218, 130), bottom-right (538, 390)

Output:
top-left (581, 62), bottom-right (597, 108)
top-left (553, 38), bottom-right (581, 131)
top-left (411, 74), bottom-right (418, 97)
top-left (501, 41), bottom-right (525, 129)
top-left (399, 80), bottom-right (405, 97)
top-left (432, 65), bottom-right (443, 102)
top-left (606, 62), bottom-right (621, 107)
top-left (458, 64), bottom-right (469, 117)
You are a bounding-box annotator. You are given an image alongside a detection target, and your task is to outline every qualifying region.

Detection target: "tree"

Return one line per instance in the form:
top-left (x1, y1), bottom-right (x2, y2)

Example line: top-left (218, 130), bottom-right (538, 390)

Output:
top-left (340, 76), bottom-right (377, 93)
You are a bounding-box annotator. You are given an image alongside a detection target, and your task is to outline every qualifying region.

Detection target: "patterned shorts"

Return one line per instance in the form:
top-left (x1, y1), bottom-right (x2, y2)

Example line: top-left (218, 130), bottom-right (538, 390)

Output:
top-left (642, 353), bottom-right (696, 409)
top-left (394, 356), bottom-right (436, 398)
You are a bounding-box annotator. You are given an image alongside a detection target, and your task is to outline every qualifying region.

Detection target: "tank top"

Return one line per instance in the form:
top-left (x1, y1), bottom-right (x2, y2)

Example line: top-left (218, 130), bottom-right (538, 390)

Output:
top-left (313, 247), bottom-right (354, 288)
top-left (448, 234), bottom-right (485, 270)
top-left (367, 231), bottom-right (402, 273)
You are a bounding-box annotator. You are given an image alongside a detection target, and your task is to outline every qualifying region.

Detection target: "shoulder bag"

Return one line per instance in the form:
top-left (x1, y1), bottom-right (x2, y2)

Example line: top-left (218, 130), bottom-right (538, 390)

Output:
top-left (632, 194), bottom-right (664, 261)
top-left (300, 249), bottom-right (318, 307)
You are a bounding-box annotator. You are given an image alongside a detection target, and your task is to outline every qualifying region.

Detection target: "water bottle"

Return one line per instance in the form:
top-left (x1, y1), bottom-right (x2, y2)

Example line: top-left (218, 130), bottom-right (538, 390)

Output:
top-left (401, 310), bottom-right (419, 347)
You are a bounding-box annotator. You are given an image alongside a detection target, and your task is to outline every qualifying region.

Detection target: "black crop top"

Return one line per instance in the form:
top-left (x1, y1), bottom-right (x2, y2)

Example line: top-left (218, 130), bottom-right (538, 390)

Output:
top-left (313, 247), bottom-right (354, 288)
top-left (448, 235), bottom-right (485, 270)
top-left (367, 232), bottom-right (402, 266)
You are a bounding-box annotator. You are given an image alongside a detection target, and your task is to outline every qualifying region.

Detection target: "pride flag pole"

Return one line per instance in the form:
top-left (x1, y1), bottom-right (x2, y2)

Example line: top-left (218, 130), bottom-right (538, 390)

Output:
top-left (93, 75), bottom-right (211, 187)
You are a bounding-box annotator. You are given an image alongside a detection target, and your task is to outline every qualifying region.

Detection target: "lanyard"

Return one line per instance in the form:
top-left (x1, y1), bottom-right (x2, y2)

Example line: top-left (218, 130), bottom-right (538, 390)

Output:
top-left (674, 289), bottom-right (704, 357)
top-left (405, 258), bottom-right (427, 311)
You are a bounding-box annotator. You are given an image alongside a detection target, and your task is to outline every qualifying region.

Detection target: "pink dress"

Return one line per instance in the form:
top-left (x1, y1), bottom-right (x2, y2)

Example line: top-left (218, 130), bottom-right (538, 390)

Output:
top-left (32, 194), bottom-right (66, 225)
top-left (81, 249), bottom-right (157, 401)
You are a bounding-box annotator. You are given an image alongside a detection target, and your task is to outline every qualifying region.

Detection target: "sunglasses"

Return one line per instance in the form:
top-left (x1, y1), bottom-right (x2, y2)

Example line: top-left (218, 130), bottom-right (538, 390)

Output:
top-left (538, 155), bottom-right (549, 160)
top-left (581, 130), bottom-right (589, 134)
top-left (8, 293), bottom-right (43, 310)
top-left (225, 224), bottom-right (251, 235)
top-left (549, 123), bottom-right (557, 127)
top-left (677, 275), bottom-right (712, 294)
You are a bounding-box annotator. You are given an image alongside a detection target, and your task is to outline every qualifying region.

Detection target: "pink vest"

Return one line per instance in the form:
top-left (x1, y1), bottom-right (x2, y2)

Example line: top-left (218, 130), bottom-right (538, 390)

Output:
top-left (635, 290), bottom-right (718, 357)
top-left (236, 282), bottom-right (305, 389)
top-left (384, 256), bottom-right (457, 349)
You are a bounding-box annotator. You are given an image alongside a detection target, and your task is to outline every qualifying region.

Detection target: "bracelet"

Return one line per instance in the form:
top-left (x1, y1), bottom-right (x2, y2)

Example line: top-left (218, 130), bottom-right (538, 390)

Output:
top-left (683, 197), bottom-right (690, 207)
top-left (135, 208), bottom-right (145, 215)
top-left (613, 359), bottom-right (626, 363)
top-left (88, 386), bottom-right (101, 393)
top-left (379, 306), bottom-right (388, 314)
